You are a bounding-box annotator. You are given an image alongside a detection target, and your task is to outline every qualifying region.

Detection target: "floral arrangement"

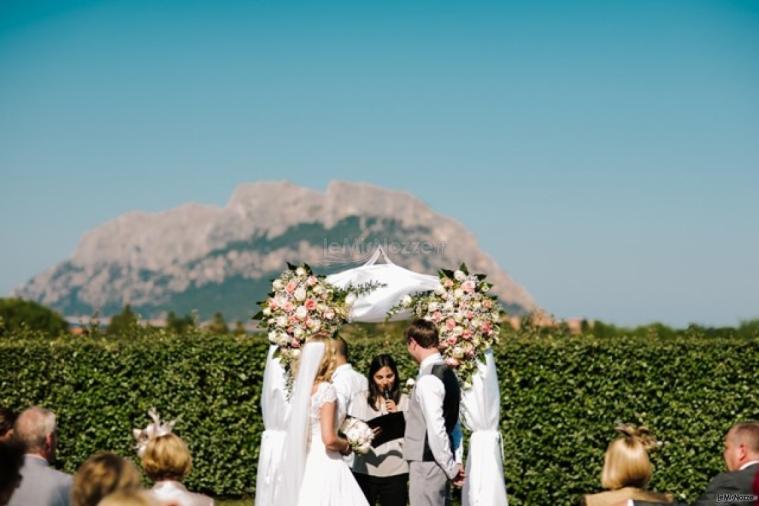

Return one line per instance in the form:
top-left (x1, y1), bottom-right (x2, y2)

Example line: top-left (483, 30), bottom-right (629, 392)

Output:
top-left (254, 263), bottom-right (382, 391)
top-left (340, 417), bottom-right (375, 455)
top-left (390, 264), bottom-right (503, 388)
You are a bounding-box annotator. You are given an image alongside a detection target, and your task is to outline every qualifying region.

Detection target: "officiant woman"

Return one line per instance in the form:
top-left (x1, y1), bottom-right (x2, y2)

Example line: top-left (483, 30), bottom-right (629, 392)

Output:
top-left (350, 354), bottom-right (410, 506)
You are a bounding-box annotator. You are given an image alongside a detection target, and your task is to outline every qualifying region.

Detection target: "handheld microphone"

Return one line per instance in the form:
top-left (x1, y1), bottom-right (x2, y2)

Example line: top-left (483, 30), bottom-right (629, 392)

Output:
top-left (383, 389), bottom-right (391, 400)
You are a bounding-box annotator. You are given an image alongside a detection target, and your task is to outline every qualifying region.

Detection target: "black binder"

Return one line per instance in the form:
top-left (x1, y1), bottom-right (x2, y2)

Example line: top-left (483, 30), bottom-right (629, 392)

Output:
top-left (366, 412), bottom-right (406, 447)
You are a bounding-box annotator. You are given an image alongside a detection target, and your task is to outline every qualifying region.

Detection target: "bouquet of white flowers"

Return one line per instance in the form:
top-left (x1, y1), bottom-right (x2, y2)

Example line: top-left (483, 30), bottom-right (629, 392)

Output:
top-left (339, 417), bottom-right (375, 455)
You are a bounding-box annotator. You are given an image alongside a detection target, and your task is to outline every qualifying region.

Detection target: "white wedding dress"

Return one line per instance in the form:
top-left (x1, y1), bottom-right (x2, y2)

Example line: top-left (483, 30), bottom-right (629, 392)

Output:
top-left (296, 382), bottom-right (369, 506)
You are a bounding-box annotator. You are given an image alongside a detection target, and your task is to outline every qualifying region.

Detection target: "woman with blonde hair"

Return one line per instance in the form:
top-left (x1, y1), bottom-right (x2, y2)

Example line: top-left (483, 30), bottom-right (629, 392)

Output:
top-left (141, 433), bottom-right (213, 506)
top-left (71, 452), bottom-right (142, 506)
top-left (582, 425), bottom-right (673, 505)
top-left (278, 333), bottom-right (369, 506)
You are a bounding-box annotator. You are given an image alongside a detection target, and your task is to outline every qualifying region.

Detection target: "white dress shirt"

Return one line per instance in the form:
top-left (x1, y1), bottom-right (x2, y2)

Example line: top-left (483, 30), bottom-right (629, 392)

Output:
top-left (739, 459), bottom-right (759, 470)
top-left (332, 363), bottom-right (369, 420)
top-left (414, 352), bottom-right (463, 480)
top-left (332, 362), bottom-right (369, 466)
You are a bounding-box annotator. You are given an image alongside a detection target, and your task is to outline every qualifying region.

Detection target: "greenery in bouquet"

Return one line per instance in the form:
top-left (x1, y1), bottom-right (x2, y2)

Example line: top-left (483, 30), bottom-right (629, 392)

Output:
top-left (389, 263), bottom-right (503, 388)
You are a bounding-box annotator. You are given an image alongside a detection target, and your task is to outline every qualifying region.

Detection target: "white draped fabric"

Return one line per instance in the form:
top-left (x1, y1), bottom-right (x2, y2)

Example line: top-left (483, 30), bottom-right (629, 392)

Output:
top-left (460, 349), bottom-right (509, 506)
top-left (254, 345), bottom-right (290, 506)
top-left (274, 341), bottom-right (326, 506)
top-left (326, 247), bottom-right (441, 322)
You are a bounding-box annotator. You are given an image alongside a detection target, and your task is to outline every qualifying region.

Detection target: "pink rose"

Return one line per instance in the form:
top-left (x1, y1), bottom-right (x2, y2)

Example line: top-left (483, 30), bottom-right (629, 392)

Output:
top-left (482, 321), bottom-right (492, 334)
top-left (285, 281), bottom-right (297, 294)
top-left (324, 309), bottom-right (335, 320)
top-left (307, 276), bottom-right (318, 286)
top-left (283, 301), bottom-right (294, 313)
top-left (483, 299), bottom-right (493, 309)
top-left (433, 311), bottom-right (443, 322)
top-left (446, 318), bottom-right (456, 331)
top-left (447, 336), bottom-right (458, 346)
top-left (462, 329), bottom-right (473, 340)
top-left (462, 280), bottom-right (476, 293)
top-left (268, 299), bottom-right (279, 310)
top-left (444, 279), bottom-right (454, 288)
top-left (466, 311), bottom-right (474, 320)
top-left (305, 298), bottom-right (317, 311)
top-left (445, 357), bottom-right (460, 368)
top-left (291, 339), bottom-right (301, 348)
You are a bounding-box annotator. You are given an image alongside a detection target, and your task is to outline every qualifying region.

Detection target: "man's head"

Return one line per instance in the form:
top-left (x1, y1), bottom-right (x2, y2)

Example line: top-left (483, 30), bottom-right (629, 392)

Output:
top-left (334, 335), bottom-right (349, 366)
top-left (13, 406), bottom-right (58, 462)
top-left (723, 421), bottom-right (759, 471)
top-left (405, 319), bottom-right (439, 364)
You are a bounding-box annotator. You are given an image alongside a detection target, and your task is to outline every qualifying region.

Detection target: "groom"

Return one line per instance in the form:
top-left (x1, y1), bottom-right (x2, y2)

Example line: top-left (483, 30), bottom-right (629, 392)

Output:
top-left (404, 319), bottom-right (465, 506)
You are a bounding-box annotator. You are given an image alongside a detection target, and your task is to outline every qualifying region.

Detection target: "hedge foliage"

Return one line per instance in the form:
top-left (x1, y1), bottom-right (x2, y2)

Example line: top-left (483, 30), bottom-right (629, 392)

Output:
top-left (1, 326), bottom-right (758, 505)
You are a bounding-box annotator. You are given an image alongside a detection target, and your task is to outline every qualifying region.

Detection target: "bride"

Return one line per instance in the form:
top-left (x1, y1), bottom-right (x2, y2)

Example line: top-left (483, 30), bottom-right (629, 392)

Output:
top-left (276, 334), bottom-right (369, 506)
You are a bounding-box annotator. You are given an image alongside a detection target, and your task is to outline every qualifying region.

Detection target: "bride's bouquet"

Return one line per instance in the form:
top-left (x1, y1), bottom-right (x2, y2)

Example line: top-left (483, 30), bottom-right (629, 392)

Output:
top-left (339, 417), bottom-right (375, 455)
top-left (389, 263), bottom-right (503, 388)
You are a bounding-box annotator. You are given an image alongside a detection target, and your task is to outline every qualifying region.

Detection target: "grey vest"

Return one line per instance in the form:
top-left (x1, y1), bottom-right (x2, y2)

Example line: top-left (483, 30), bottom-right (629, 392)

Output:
top-left (404, 362), bottom-right (460, 462)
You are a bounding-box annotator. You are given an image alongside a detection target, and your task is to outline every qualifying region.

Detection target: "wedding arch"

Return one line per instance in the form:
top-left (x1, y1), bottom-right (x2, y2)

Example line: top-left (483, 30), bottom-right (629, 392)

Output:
top-left (256, 247), bottom-right (509, 506)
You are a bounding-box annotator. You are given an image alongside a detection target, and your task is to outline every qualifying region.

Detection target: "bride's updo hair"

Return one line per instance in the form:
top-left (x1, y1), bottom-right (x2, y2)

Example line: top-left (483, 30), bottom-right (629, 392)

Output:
top-left (601, 424), bottom-right (659, 490)
top-left (304, 332), bottom-right (339, 384)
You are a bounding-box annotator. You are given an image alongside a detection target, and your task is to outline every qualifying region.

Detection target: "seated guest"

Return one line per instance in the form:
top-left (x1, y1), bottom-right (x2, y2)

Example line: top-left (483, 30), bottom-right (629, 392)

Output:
top-left (141, 433), bottom-right (214, 506)
top-left (691, 421), bottom-right (759, 506)
top-left (72, 452), bottom-right (142, 506)
top-left (0, 442), bottom-right (24, 506)
top-left (582, 424), bottom-right (673, 505)
top-left (7, 406), bottom-right (73, 506)
top-left (97, 490), bottom-right (160, 506)
top-left (351, 354), bottom-right (410, 506)
top-left (0, 408), bottom-right (16, 443)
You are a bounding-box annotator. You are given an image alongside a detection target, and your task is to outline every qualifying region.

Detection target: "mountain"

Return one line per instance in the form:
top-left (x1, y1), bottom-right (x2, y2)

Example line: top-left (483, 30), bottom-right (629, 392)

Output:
top-left (14, 181), bottom-right (537, 321)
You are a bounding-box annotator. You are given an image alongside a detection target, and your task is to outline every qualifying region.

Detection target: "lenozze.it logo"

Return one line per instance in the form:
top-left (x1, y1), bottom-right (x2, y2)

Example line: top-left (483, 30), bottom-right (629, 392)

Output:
top-left (715, 493), bottom-right (758, 503)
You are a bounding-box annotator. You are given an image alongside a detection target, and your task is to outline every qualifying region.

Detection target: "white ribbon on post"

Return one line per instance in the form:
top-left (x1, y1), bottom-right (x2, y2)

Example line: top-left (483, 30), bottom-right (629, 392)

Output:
top-left (461, 348), bottom-right (509, 506)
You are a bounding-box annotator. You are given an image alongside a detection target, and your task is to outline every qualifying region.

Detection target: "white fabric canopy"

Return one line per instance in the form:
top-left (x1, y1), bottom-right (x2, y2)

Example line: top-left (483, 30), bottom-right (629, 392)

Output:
top-left (461, 349), bottom-right (509, 506)
top-left (326, 247), bottom-right (441, 322)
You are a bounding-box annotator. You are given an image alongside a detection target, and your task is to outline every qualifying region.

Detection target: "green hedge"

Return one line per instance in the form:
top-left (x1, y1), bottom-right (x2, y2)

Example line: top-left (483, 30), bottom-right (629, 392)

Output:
top-left (1, 328), bottom-right (758, 505)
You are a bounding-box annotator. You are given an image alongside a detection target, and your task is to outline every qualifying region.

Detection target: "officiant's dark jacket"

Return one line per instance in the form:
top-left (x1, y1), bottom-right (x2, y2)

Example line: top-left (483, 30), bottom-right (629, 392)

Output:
top-left (691, 462), bottom-right (759, 506)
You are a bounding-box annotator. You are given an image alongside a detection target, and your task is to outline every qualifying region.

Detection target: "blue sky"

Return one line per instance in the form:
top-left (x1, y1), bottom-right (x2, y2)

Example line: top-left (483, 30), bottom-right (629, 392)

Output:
top-left (1, 0), bottom-right (758, 326)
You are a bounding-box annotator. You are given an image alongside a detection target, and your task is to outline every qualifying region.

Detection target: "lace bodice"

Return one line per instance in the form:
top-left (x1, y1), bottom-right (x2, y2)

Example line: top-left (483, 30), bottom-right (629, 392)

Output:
top-left (309, 382), bottom-right (340, 438)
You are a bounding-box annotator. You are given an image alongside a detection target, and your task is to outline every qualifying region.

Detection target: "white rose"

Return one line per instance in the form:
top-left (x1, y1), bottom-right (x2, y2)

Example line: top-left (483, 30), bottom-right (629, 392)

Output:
top-left (267, 330), bottom-right (278, 343)
top-left (313, 285), bottom-right (324, 295)
top-left (401, 295), bottom-right (413, 307)
top-left (434, 285), bottom-right (446, 295)
top-left (452, 346), bottom-right (465, 359)
top-left (444, 301), bottom-right (455, 312)
top-left (295, 306), bottom-right (308, 320)
top-left (472, 301), bottom-right (482, 310)
top-left (454, 313), bottom-right (463, 323)
top-left (308, 319), bottom-right (322, 332)
top-left (294, 287), bottom-right (307, 301)
top-left (276, 316), bottom-right (288, 328)
top-left (471, 318), bottom-right (481, 329)
top-left (454, 270), bottom-right (466, 281)
top-left (293, 326), bottom-right (305, 338)
top-left (272, 279), bottom-right (284, 290)
top-left (291, 349), bottom-right (301, 359)
top-left (345, 293), bottom-right (357, 306)
top-left (296, 266), bottom-right (307, 277)
top-left (453, 326), bottom-right (464, 336)
top-left (454, 288), bottom-right (464, 299)
top-left (262, 307), bottom-right (272, 316)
